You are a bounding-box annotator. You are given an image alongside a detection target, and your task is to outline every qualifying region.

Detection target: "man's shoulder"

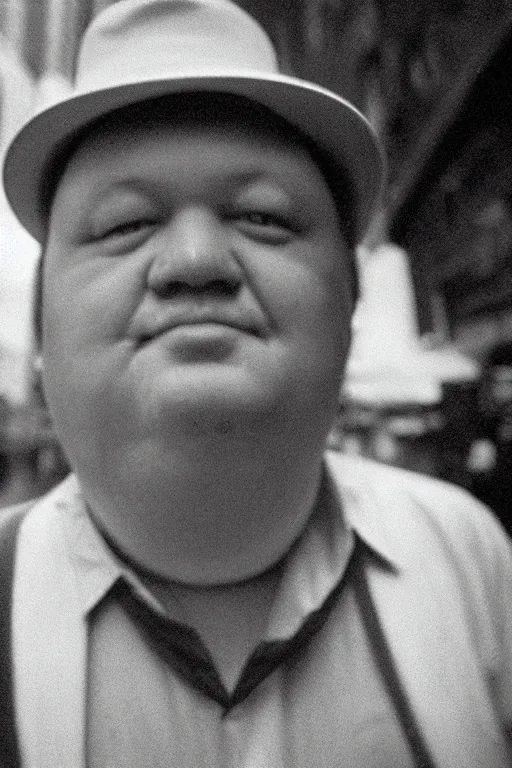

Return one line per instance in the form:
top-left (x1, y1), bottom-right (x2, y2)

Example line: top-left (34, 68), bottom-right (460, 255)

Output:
top-left (0, 498), bottom-right (38, 539)
top-left (327, 449), bottom-right (496, 520)
top-left (325, 450), bottom-right (511, 568)
top-left (0, 498), bottom-right (38, 522)
top-left (327, 449), bottom-right (480, 506)
top-left (0, 475), bottom-right (78, 541)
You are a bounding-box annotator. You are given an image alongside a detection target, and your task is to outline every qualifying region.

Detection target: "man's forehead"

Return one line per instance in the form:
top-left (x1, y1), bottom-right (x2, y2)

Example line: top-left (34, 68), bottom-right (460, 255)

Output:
top-left (71, 92), bottom-right (314, 160)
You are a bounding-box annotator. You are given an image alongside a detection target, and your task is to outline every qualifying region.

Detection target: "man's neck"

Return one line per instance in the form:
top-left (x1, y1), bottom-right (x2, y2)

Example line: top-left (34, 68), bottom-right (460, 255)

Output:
top-left (78, 432), bottom-right (326, 586)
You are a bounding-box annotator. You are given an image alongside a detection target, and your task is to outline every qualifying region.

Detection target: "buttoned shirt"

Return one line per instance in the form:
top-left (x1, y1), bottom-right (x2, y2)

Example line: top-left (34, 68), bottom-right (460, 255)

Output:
top-left (11, 452), bottom-right (512, 767)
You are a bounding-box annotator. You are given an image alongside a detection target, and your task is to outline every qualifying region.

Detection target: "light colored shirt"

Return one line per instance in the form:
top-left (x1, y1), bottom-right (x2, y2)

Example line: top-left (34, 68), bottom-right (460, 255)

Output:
top-left (12, 452), bottom-right (512, 767)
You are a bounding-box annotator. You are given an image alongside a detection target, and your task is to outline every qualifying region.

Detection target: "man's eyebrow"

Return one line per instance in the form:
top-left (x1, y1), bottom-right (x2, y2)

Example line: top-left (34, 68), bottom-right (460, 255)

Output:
top-left (76, 167), bottom-right (295, 203)
top-left (70, 178), bottom-right (166, 212)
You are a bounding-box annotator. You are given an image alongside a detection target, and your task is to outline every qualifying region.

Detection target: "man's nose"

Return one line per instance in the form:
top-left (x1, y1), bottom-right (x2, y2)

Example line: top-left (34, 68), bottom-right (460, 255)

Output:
top-left (147, 207), bottom-right (242, 297)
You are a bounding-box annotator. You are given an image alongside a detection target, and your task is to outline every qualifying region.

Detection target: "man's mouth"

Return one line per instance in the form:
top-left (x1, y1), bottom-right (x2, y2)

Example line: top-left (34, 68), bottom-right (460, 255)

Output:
top-left (130, 305), bottom-right (269, 346)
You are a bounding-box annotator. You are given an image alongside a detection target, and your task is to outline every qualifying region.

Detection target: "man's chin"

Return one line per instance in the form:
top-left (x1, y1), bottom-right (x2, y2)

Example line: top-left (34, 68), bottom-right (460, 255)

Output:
top-left (141, 379), bottom-right (290, 436)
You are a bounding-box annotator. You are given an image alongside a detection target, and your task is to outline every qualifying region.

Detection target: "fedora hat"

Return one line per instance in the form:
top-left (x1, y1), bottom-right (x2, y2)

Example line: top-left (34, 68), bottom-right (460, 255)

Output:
top-left (3, 0), bottom-right (385, 243)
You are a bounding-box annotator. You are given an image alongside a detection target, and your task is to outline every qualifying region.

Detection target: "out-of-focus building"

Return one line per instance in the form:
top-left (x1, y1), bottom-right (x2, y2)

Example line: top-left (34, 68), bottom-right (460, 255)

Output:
top-left (388, 8), bottom-right (512, 357)
top-left (0, 0), bottom-right (96, 499)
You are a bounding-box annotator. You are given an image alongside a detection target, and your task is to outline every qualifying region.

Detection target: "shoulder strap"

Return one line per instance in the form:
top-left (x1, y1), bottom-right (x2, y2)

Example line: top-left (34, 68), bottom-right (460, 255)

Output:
top-left (352, 537), bottom-right (437, 768)
top-left (0, 502), bottom-right (35, 768)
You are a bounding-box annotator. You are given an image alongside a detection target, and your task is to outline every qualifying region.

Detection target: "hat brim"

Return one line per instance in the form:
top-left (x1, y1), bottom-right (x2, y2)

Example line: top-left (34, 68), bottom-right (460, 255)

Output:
top-left (3, 71), bottom-right (385, 243)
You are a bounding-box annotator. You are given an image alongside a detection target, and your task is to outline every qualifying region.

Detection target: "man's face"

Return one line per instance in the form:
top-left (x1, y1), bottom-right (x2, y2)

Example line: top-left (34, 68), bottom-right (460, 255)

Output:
top-left (42, 99), bottom-right (355, 469)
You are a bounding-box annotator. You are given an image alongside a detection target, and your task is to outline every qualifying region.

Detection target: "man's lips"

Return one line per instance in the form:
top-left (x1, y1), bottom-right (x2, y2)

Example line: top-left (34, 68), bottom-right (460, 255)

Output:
top-left (128, 305), bottom-right (269, 344)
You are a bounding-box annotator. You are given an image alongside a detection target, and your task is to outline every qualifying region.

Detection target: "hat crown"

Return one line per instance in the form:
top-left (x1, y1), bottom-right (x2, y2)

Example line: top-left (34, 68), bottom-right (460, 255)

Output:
top-left (77, 0), bottom-right (278, 92)
top-left (3, 0), bottom-right (384, 245)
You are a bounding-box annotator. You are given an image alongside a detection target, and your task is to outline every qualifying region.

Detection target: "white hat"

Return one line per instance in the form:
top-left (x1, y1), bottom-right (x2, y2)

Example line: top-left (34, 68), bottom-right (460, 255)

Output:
top-left (3, 0), bottom-right (385, 243)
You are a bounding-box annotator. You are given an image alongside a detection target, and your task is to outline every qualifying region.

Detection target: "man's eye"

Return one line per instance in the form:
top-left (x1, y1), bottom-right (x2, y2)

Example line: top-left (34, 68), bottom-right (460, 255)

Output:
top-left (232, 211), bottom-right (296, 242)
top-left (241, 212), bottom-right (290, 228)
top-left (99, 218), bottom-right (156, 240)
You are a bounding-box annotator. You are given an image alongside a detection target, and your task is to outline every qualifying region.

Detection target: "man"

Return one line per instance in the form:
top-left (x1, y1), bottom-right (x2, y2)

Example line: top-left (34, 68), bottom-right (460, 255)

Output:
top-left (1, 1), bottom-right (512, 767)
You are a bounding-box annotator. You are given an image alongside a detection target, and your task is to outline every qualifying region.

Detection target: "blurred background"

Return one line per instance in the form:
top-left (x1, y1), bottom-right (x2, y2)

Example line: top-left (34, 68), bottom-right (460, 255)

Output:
top-left (0, 0), bottom-right (512, 532)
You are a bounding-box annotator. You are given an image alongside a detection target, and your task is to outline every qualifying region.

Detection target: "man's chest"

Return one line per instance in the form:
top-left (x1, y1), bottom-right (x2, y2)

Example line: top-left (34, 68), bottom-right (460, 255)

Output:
top-left (86, 592), bottom-right (414, 768)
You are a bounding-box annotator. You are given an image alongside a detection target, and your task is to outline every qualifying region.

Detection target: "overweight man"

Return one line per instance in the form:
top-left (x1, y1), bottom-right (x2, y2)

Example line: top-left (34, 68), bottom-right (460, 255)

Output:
top-left (2, 1), bottom-right (512, 767)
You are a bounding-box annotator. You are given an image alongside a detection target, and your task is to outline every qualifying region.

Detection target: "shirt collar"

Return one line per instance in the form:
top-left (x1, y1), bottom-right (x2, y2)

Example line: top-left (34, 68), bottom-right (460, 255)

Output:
top-left (325, 451), bottom-right (401, 570)
top-left (265, 457), bottom-right (398, 640)
top-left (57, 455), bottom-right (399, 627)
top-left (57, 475), bottom-right (164, 617)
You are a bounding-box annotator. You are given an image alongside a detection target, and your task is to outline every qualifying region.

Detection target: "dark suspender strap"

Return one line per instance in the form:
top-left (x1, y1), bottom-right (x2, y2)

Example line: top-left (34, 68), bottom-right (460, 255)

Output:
top-left (352, 539), bottom-right (437, 768)
top-left (0, 503), bottom-right (33, 768)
